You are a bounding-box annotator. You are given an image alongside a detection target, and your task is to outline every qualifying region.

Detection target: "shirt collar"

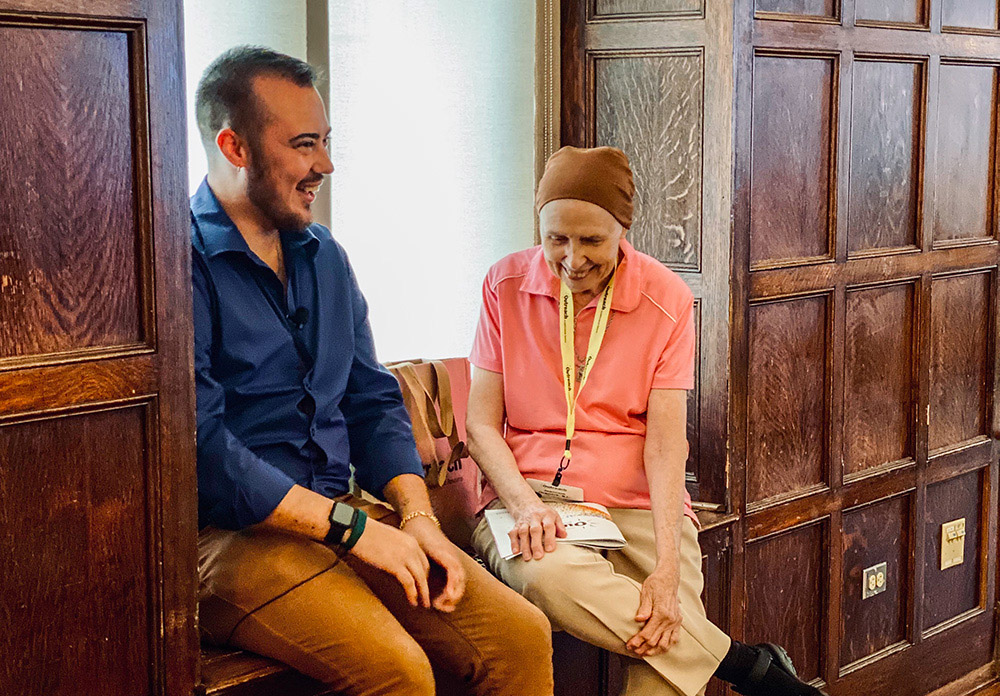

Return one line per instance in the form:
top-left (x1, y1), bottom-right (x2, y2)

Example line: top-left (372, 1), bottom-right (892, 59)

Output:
top-left (519, 238), bottom-right (643, 313)
top-left (191, 178), bottom-right (320, 259)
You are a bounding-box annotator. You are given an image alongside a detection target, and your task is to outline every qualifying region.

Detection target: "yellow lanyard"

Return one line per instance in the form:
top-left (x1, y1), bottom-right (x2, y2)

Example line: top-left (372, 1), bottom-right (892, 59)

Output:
top-left (554, 268), bottom-right (616, 485)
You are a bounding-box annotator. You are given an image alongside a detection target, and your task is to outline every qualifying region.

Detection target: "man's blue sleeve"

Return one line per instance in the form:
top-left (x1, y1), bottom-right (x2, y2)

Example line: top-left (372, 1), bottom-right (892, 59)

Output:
top-left (193, 252), bottom-right (295, 530)
top-left (339, 259), bottom-right (425, 496)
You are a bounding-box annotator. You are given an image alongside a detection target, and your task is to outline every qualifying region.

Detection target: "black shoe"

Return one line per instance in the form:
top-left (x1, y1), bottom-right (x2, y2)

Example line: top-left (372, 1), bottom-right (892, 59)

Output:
top-left (734, 643), bottom-right (829, 696)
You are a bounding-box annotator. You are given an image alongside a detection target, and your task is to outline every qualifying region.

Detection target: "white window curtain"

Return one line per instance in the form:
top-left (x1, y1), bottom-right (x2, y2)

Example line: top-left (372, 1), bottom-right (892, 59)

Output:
top-left (327, 1), bottom-right (537, 361)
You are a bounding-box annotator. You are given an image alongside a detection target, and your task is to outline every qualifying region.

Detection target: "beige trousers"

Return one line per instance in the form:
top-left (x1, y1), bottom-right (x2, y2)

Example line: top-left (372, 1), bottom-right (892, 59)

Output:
top-left (199, 495), bottom-right (555, 696)
top-left (473, 508), bottom-right (731, 696)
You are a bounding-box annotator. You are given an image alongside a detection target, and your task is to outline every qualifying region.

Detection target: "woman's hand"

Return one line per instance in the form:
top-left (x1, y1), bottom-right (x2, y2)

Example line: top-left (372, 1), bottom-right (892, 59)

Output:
top-left (626, 560), bottom-right (683, 657)
top-left (507, 497), bottom-right (567, 561)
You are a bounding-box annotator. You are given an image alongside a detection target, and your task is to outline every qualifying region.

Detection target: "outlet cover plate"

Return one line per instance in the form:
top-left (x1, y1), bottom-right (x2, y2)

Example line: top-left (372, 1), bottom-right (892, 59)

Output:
top-left (863, 562), bottom-right (888, 600)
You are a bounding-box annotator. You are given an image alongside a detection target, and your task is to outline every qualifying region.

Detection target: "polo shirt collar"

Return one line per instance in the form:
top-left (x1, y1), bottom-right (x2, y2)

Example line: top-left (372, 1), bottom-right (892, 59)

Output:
top-left (191, 178), bottom-right (320, 259)
top-left (519, 238), bottom-right (643, 313)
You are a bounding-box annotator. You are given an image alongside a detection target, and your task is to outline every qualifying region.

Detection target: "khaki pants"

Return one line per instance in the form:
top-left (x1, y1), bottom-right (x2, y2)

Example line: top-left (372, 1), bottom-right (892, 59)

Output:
top-left (473, 509), bottom-right (730, 696)
top-left (199, 496), bottom-right (554, 696)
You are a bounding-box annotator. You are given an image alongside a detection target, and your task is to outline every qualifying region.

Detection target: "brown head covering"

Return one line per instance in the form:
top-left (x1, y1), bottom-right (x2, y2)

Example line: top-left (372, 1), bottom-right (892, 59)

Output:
top-left (535, 146), bottom-right (635, 229)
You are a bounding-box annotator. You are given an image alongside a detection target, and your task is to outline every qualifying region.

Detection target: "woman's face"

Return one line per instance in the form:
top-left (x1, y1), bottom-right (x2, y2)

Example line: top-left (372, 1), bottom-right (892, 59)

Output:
top-left (540, 199), bottom-right (624, 298)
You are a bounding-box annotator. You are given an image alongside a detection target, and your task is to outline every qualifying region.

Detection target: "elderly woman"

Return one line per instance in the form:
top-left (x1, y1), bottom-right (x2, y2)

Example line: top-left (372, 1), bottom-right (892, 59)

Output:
top-left (466, 146), bottom-right (825, 696)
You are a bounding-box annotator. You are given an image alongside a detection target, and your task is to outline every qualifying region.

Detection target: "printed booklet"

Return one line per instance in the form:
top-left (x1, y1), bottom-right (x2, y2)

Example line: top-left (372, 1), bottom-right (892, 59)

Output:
top-left (484, 501), bottom-right (627, 560)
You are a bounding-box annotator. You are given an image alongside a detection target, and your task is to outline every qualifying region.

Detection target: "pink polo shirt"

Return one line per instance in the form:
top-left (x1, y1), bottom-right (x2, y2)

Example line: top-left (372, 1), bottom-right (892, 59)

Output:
top-left (471, 239), bottom-right (698, 526)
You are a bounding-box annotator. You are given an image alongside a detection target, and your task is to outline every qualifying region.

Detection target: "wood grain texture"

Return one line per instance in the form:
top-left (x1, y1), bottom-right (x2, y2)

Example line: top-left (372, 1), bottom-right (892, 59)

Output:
top-left (855, 0), bottom-right (924, 24)
top-left (933, 63), bottom-right (997, 244)
top-left (745, 522), bottom-right (826, 682)
top-left (595, 52), bottom-right (703, 269)
top-left (593, 0), bottom-right (701, 16)
top-left (844, 283), bottom-right (915, 475)
top-left (748, 295), bottom-right (828, 503)
top-left (750, 54), bottom-right (835, 265)
top-left (942, 0), bottom-right (1000, 31)
top-left (0, 406), bottom-right (152, 696)
top-left (841, 494), bottom-right (911, 668)
top-left (756, 0), bottom-right (835, 17)
top-left (923, 470), bottom-right (984, 630)
top-left (848, 60), bottom-right (922, 253)
top-left (0, 25), bottom-right (143, 359)
top-left (929, 272), bottom-right (991, 451)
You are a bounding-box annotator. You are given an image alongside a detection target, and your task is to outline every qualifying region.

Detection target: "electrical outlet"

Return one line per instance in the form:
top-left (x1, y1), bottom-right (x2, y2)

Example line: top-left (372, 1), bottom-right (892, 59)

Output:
top-left (862, 562), bottom-right (888, 600)
top-left (941, 518), bottom-right (966, 570)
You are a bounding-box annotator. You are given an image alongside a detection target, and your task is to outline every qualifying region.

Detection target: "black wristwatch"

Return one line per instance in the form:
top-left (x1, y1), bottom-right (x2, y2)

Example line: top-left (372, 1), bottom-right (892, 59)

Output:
top-left (325, 502), bottom-right (357, 546)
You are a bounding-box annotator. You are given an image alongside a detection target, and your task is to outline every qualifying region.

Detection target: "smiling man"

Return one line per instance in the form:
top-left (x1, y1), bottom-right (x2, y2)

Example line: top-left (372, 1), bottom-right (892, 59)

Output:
top-left (190, 46), bottom-right (552, 695)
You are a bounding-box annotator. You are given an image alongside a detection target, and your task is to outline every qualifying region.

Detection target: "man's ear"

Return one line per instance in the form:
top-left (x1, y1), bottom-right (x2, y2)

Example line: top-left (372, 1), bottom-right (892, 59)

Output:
top-left (215, 128), bottom-right (249, 169)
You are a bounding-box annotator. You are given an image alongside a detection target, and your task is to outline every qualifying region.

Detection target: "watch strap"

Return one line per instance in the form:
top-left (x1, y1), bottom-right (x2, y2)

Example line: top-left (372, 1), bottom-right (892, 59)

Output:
top-left (342, 508), bottom-right (367, 551)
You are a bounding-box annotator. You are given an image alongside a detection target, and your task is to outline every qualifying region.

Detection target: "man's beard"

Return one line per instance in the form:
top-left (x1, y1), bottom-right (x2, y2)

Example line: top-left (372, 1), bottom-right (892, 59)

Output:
top-left (245, 150), bottom-right (312, 232)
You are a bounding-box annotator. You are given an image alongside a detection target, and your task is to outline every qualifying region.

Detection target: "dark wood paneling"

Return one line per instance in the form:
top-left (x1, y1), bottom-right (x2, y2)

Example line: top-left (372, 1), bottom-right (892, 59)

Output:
top-left (756, 0), bottom-right (836, 18)
top-left (856, 0), bottom-right (925, 25)
top-left (929, 271), bottom-right (991, 452)
top-left (594, 51), bottom-right (703, 270)
top-left (0, 24), bottom-right (144, 360)
top-left (942, 1), bottom-right (1000, 32)
top-left (923, 470), bottom-right (984, 631)
top-left (844, 283), bottom-right (916, 476)
top-left (686, 300), bottom-right (702, 488)
top-left (748, 295), bottom-right (828, 504)
top-left (750, 53), bottom-right (835, 266)
top-left (592, 0), bottom-right (701, 17)
top-left (934, 63), bottom-right (998, 245)
top-left (745, 521), bottom-right (827, 682)
top-left (0, 406), bottom-right (153, 696)
top-left (848, 59), bottom-right (923, 254)
top-left (0, 5), bottom-right (197, 696)
top-left (841, 494), bottom-right (911, 669)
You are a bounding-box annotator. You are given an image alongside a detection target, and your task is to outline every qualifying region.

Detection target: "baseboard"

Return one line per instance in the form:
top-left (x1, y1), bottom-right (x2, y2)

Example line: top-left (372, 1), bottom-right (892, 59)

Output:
top-left (927, 664), bottom-right (1000, 696)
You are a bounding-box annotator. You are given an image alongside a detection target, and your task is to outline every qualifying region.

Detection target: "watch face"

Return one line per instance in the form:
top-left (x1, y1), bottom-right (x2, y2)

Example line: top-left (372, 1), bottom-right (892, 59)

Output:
top-left (331, 503), bottom-right (355, 527)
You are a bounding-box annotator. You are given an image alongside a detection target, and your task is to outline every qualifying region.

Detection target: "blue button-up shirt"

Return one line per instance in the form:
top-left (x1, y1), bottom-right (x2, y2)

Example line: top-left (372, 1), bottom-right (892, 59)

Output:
top-left (191, 180), bottom-right (423, 530)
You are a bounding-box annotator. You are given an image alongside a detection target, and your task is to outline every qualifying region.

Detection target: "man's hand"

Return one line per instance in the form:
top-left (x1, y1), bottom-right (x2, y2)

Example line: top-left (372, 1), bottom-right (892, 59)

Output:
top-left (626, 561), bottom-right (683, 657)
top-left (401, 517), bottom-right (467, 612)
top-left (508, 498), bottom-right (567, 561)
top-left (350, 517), bottom-right (433, 608)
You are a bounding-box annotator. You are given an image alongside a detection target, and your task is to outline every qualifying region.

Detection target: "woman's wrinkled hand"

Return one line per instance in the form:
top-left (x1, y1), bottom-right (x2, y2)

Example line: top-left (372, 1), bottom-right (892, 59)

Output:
top-left (626, 562), bottom-right (682, 657)
top-left (507, 498), bottom-right (567, 561)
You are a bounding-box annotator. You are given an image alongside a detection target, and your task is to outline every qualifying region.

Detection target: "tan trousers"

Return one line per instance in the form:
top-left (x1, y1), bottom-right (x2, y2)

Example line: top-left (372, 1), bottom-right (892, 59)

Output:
top-left (199, 496), bottom-right (554, 696)
top-left (473, 508), bottom-right (731, 696)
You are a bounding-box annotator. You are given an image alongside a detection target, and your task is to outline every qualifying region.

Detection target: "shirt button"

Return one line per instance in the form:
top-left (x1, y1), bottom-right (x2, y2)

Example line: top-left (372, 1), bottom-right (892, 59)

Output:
top-left (310, 426), bottom-right (317, 436)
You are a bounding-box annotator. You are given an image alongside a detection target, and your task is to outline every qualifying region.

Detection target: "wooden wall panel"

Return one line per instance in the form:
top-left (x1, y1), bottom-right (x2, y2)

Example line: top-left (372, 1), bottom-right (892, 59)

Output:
top-left (755, 0), bottom-right (836, 18)
top-left (0, 406), bottom-right (154, 696)
top-left (750, 54), bottom-right (835, 266)
top-left (594, 52), bottom-right (703, 270)
top-left (855, 0), bottom-right (924, 25)
top-left (942, 1), bottom-right (1000, 31)
top-left (748, 295), bottom-right (828, 504)
top-left (0, 25), bottom-right (145, 361)
top-left (933, 64), bottom-right (998, 245)
top-left (928, 271), bottom-right (991, 452)
top-left (745, 522), bottom-right (826, 682)
top-left (922, 470), bottom-right (984, 631)
top-left (841, 494), bottom-right (911, 668)
top-left (686, 300), bottom-right (702, 484)
top-left (843, 283), bottom-right (915, 476)
top-left (593, 0), bottom-right (701, 17)
top-left (848, 59), bottom-right (923, 254)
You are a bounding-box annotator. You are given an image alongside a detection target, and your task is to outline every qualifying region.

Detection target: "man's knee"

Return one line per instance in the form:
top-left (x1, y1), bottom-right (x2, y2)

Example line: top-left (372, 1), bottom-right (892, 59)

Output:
top-left (343, 638), bottom-right (435, 696)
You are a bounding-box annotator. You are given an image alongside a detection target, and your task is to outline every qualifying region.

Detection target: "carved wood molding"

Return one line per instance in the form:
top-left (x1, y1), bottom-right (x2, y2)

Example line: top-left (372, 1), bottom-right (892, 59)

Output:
top-left (535, 0), bottom-right (561, 241)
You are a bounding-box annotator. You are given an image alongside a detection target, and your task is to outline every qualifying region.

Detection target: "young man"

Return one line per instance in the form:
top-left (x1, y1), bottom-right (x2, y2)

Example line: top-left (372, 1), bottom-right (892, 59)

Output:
top-left (191, 46), bottom-right (552, 696)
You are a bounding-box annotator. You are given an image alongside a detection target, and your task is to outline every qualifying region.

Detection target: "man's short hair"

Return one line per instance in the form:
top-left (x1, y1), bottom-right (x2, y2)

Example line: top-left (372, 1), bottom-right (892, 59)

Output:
top-left (195, 45), bottom-right (316, 149)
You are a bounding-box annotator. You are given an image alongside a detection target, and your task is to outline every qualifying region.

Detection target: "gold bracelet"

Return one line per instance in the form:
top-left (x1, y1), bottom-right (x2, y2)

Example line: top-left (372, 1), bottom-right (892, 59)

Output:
top-left (400, 510), bottom-right (440, 529)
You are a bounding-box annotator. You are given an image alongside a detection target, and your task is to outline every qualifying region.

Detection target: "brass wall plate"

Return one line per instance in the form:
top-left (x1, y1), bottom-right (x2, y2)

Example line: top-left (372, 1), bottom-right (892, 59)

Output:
top-left (941, 518), bottom-right (967, 570)
top-left (862, 562), bottom-right (888, 600)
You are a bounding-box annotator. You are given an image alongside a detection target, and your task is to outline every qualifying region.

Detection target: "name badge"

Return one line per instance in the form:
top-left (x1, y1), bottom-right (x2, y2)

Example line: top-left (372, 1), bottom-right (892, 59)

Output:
top-left (526, 478), bottom-right (585, 503)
